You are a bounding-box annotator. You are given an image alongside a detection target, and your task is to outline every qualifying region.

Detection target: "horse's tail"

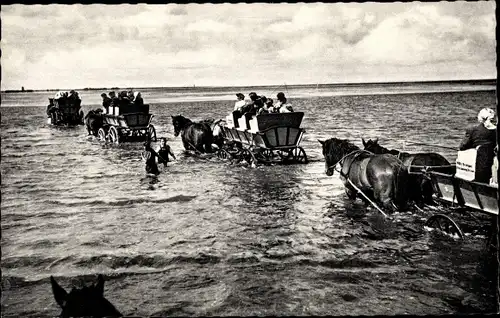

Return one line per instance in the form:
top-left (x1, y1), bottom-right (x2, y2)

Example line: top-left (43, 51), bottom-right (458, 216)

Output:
top-left (393, 164), bottom-right (409, 211)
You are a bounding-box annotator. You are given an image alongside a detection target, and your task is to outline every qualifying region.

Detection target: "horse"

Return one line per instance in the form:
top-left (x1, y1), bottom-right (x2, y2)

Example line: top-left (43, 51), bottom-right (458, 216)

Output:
top-left (171, 115), bottom-right (214, 153)
top-left (200, 118), bottom-right (225, 149)
top-left (50, 275), bottom-right (122, 318)
top-left (84, 109), bottom-right (104, 136)
top-left (319, 138), bottom-right (410, 212)
top-left (362, 138), bottom-right (451, 204)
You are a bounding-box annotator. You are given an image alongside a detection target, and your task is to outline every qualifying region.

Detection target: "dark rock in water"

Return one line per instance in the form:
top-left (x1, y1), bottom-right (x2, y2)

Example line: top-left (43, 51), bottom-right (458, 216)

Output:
top-left (341, 294), bottom-right (358, 302)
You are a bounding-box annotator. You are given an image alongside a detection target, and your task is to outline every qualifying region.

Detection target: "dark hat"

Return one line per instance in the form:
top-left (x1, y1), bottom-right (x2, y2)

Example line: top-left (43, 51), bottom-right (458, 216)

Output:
top-left (101, 93), bottom-right (107, 97)
top-left (249, 92), bottom-right (257, 97)
top-left (277, 92), bottom-right (285, 99)
top-left (236, 93), bottom-right (245, 99)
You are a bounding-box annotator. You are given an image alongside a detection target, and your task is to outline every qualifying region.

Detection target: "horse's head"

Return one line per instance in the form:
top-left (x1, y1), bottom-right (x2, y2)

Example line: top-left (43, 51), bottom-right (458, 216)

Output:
top-left (171, 115), bottom-right (190, 137)
top-left (362, 138), bottom-right (385, 154)
top-left (51, 275), bottom-right (122, 318)
top-left (319, 138), bottom-right (358, 176)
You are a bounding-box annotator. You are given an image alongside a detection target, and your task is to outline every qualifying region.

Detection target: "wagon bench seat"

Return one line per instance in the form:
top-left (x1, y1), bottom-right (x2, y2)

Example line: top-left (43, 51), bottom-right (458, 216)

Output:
top-left (244, 112), bottom-right (304, 132)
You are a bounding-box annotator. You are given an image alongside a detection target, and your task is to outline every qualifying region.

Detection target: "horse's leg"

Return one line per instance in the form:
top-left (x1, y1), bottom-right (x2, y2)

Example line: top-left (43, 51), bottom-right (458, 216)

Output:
top-left (372, 180), bottom-right (396, 212)
top-left (345, 185), bottom-right (357, 200)
top-left (204, 142), bottom-right (213, 153)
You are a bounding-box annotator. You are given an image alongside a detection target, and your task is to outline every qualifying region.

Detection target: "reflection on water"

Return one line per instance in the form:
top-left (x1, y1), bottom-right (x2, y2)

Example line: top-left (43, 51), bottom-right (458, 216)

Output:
top-left (1, 89), bottom-right (497, 316)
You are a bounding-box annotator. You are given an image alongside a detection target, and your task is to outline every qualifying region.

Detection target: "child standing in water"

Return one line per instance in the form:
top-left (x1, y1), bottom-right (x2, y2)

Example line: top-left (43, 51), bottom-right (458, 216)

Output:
top-left (156, 137), bottom-right (176, 167)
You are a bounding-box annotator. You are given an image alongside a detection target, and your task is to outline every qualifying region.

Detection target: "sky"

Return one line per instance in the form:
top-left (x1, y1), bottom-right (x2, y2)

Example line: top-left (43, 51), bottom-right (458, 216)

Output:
top-left (1, 2), bottom-right (496, 90)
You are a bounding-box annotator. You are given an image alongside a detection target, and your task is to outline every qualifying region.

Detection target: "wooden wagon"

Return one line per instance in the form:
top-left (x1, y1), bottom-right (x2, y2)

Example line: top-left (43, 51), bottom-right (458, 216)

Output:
top-left (46, 98), bottom-right (84, 126)
top-left (97, 103), bottom-right (156, 144)
top-left (217, 112), bottom-right (308, 164)
top-left (423, 145), bottom-right (497, 240)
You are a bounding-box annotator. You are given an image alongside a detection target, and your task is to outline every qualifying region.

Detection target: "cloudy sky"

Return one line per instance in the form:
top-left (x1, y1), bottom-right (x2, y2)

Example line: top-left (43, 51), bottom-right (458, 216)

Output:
top-left (1, 2), bottom-right (496, 90)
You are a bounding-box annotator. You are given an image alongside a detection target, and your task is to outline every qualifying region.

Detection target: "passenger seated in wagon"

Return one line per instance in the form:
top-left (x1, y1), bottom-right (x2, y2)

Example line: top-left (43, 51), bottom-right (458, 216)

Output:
top-left (109, 91), bottom-right (119, 106)
top-left (101, 93), bottom-right (112, 112)
top-left (459, 107), bottom-right (496, 151)
top-left (456, 108), bottom-right (497, 183)
top-left (232, 92), bottom-right (261, 128)
top-left (68, 90), bottom-right (81, 107)
top-left (133, 91), bottom-right (144, 106)
top-left (275, 92), bottom-right (294, 113)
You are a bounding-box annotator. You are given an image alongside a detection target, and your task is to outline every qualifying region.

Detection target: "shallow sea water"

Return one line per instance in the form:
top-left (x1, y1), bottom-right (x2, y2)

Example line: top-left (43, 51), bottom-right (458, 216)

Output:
top-left (1, 85), bottom-right (498, 316)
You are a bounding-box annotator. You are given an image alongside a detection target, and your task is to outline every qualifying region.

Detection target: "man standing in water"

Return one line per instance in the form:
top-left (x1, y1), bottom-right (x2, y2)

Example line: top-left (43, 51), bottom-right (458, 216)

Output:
top-left (156, 137), bottom-right (176, 167)
top-left (142, 140), bottom-right (160, 175)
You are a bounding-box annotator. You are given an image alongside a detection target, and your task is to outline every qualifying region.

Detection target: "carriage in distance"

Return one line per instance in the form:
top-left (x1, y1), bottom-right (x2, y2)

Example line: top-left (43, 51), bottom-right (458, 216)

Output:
top-left (46, 93), bottom-right (84, 126)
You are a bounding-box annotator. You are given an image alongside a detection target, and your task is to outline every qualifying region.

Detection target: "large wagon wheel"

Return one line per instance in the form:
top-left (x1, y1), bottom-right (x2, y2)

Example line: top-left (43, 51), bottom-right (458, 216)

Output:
top-left (97, 128), bottom-right (107, 142)
top-left (108, 126), bottom-right (120, 144)
top-left (291, 147), bottom-right (308, 164)
top-left (148, 125), bottom-right (157, 142)
top-left (425, 214), bottom-right (464, 239)
top-left (255, 149), bottom-right (275, 164)
top-left (240, 148), bottom-right (256, 165)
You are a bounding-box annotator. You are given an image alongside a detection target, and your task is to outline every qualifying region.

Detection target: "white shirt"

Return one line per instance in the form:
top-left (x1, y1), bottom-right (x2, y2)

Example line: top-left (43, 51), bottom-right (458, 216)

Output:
top-left (234, 99), bottom-right (247, 111)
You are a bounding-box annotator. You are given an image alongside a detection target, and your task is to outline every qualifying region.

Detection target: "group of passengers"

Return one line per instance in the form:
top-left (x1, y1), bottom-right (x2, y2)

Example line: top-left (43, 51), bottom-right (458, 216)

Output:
top-left (46, 90), bottom-right (83, 121)
top-left (100, 90), bottom-right (144, 113)
top-left (231, 91), bottom-right (294, 128)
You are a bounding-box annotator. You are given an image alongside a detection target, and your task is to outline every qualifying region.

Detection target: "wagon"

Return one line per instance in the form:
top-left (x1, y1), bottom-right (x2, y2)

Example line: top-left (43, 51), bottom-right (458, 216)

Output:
top-left (46, 97), bottom-right (84, 126)
top-left (422, 145), bottom-right (497, 241)
top-left (97, 103), bottom-right (156, 144)
top-left (216, 112), bottom-right (308, 164)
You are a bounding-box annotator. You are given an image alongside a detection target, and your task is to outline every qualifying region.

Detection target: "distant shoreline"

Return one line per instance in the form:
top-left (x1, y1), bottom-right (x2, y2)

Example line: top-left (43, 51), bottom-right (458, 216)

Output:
top-left (1, 79), bottom-right (496, 93)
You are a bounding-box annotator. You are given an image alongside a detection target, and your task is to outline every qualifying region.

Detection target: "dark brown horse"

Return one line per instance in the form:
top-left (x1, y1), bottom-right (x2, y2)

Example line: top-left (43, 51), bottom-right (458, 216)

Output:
top-left (319, 138), bottom-right (409, 211)
top-left (171, 115), bottom-right (214, 153)
top-left (362, 138), bottom-right (451, 203)
top-left (50, 275), bottom-right (121, 317)
top-left (84, 109), bottom-right (104, 136)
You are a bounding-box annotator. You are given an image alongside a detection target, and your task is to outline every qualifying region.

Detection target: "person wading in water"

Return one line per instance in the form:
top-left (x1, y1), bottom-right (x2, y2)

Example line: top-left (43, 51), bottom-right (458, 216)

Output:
top-left (142, 140), bottom-right (161, 175)
top-left (156, 137), bottom-right (176, 167)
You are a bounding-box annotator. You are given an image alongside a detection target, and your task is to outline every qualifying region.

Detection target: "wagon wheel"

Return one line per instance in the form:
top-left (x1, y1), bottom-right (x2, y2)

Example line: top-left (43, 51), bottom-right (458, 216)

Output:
top-left (276, 149), bottom-right (290, 161)
top-left (255, 149), bottom-right (275, 164)
top-left (217, 148), bottom-right (233, 161)
top-left (148, 125), bottom-right (157, 142)
top-left (240, 148), bottom-right (256, 164)
top-left (108, 126), bottom-right (120, 144)
top-left (97, 128), bottom-right (107, 142)
top-left (425, 214), bottom-right (464, 240)
top-left (291, 147), bottom-right (308, 164)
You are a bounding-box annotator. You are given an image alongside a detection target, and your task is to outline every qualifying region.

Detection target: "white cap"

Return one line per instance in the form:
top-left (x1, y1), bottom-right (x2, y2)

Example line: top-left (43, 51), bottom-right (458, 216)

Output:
top-left (477, 108), bottom-right (495, 123)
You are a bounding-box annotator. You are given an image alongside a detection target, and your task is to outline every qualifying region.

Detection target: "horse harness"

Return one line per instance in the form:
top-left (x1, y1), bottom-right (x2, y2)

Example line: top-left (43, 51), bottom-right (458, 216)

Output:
top-left (330, 149), bottom-right (372, 179)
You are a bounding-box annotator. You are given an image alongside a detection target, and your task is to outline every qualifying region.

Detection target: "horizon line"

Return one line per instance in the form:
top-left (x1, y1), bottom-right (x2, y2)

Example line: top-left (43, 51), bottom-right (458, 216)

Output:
top-left (2, 78), bottom-right (496, 93)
